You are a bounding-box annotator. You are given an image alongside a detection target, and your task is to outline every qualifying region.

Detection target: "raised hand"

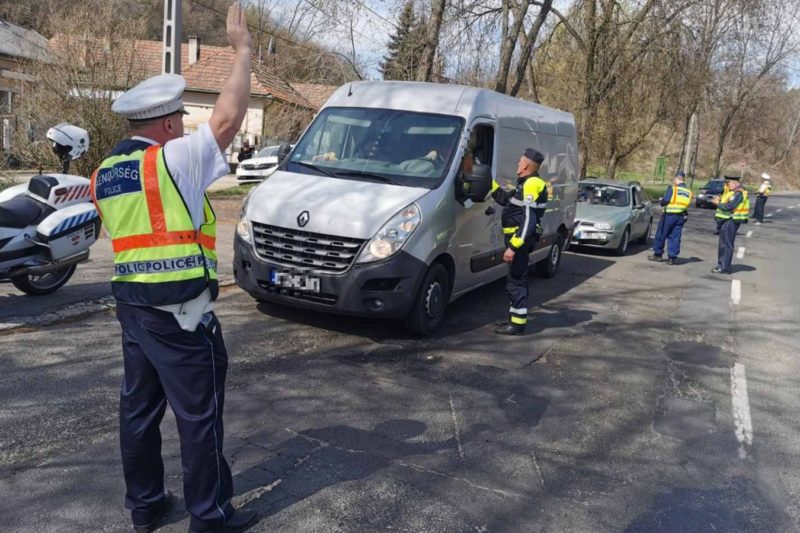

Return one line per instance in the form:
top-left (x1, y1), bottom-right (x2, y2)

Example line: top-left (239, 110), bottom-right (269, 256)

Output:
top-left (226, 1), bottom-right (252, 53)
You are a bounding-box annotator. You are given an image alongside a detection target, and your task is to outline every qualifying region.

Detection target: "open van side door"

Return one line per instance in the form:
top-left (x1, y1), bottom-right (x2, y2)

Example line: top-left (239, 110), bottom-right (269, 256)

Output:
top-left (449, 119), bottom-right (502, 296)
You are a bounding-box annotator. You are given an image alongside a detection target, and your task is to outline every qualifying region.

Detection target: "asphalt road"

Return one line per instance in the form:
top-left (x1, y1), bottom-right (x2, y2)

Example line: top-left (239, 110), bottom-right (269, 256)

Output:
top-left (1, 194), bottom-right (799, 532)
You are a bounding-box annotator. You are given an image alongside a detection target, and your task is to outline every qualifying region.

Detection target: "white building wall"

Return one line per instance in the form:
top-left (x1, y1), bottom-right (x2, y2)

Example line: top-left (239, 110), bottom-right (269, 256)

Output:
top-left (182, 90), bottom-right (266, 163)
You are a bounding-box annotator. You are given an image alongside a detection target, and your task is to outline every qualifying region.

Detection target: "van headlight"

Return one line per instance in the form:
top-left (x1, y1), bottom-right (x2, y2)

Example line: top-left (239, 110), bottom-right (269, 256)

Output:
top-left (357, 203), bottom-right (421, 263)
top-left (236, 188), bottom-right (255, 242)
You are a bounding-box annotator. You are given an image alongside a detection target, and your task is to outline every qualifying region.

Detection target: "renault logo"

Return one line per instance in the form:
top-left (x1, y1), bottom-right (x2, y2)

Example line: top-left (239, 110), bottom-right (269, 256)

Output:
top-left (297, 210), bottom-right (310, 227)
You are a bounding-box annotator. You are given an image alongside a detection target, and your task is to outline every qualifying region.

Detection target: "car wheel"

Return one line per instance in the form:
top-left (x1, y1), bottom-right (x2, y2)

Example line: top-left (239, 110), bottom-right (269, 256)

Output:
top-left (536, 230), bottom-right (564, 278)
top-left (404, 263), bottom-right (450, 336)
top-left (615, 227), bottom-right (630, 256)
top-left (637, 218), bottom-right (652, 244)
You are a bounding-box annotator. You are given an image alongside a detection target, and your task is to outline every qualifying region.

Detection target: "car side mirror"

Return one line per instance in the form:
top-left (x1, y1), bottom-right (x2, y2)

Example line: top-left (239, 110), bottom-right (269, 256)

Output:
top-left (458, 163), bottom-right (492, 203)
top-left (277, 142), bottom-right (292, 163)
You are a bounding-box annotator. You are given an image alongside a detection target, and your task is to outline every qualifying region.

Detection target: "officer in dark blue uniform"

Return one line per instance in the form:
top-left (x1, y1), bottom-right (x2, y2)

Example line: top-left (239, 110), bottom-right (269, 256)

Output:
top-left (491, 148), bottom-right (548, 335)
top-left (648, 171), bottom-right (692, 265)
top-left (711, 176), bottom-right (749, 274)
top-left (93, 4), bottom-right (258, 533)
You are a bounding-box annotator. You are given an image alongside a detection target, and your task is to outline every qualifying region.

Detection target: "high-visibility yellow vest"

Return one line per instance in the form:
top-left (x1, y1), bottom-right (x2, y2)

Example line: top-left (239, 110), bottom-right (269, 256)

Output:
top-left (733, 189), bottom-right (750, 221)
top-left (664, 184), bottom-right (692, 214)
top-left (715, 189), bottom-right (749, 222)
top-left (91, 143), bottom-right (217, 306)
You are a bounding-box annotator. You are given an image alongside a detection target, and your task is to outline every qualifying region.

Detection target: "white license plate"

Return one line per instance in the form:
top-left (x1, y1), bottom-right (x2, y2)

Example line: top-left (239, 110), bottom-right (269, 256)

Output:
top-left (270, 270), bottom-right (321, 292)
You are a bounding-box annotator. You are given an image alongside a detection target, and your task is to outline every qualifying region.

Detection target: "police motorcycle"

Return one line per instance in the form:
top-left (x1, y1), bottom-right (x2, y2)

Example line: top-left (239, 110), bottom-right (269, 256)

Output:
top-left (0, 123), bottom-right (100, 295)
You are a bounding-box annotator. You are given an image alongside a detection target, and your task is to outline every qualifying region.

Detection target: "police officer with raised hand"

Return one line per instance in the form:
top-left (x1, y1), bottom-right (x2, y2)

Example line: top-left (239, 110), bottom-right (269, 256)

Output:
top-left (91, 3), bottom-right (256, 532)
top-left (711, 176), bottom-right (750, 275)
top-left (491, 148), bottom-right (548, 336)
top-left (648, 171), bottom-right (692, 265)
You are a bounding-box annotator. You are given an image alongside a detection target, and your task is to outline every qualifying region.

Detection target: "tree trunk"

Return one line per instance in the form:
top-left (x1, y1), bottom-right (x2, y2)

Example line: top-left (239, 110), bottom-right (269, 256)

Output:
top-left (676, 111), bottom-right (692, 170)
top-left (417, 0), bottom-right (446, 82)
top-left (509, 0), bottom-right (552, 97)
top-left (713, 112), bottom-right (735, 177)
top-left (494, 1), bottom-right (529, 94)
top-left (605, 154), bottom-right (619, 180)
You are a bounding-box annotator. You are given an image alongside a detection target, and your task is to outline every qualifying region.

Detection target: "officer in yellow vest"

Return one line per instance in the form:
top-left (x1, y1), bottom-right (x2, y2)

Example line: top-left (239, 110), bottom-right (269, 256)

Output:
top-left (753, 172), bottom-right (773, 223)
top-left (491, 148), bottom-right (548, 335)
top-left (91, 4), bottom-right (257, 532)
top-left (648, 171), bottom-right (692, 265)
top-left (711, 176), bottom-right (749, 274)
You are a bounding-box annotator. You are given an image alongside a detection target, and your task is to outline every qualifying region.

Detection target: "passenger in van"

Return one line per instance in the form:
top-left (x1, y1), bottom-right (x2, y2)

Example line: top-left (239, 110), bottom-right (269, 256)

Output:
top-left (490, 148), bottom-right (548, 336)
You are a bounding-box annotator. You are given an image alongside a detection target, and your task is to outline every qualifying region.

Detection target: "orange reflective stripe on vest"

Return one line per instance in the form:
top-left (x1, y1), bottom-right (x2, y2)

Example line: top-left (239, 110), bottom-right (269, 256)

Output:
top-left (111, 230), bottom-right (216, 253)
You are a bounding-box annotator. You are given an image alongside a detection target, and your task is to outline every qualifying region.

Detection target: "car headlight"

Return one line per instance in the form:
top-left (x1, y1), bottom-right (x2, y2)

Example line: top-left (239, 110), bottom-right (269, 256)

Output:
top-left (357, 203), bottom-right (421, 263)
top-left (593, 222), bottom-right (613, 231)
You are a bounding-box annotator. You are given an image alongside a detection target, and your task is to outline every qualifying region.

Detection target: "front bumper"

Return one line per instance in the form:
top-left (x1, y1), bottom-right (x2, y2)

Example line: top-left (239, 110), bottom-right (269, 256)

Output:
top-left (571, 226), bottom-right (620, 248)
top-left (235, 167), bottom-right (277, 181)
top-left (233, 234), bottom-right (428, 318)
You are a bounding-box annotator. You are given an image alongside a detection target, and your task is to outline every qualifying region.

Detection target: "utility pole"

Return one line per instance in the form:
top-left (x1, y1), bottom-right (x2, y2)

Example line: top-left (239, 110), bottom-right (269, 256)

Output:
top-left (162, 0), bottom-right (182, 74)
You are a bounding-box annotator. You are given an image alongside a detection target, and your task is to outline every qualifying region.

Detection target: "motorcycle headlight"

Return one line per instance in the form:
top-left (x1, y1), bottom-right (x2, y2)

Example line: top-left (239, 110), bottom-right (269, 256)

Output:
top-left (594, 222), bottom-right (613, 231)
top-left (357, 203), bottom-right (421, 263)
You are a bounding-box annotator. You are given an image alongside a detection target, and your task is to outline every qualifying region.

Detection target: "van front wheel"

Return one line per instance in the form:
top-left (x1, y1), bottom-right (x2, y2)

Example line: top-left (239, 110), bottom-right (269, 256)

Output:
top-left (404, 263), bottom-right (450, 336)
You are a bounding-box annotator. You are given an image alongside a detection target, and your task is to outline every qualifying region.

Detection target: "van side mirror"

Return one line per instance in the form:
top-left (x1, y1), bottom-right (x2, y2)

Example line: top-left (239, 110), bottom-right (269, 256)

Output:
top-left (459, 163), bottom-right (493, 203)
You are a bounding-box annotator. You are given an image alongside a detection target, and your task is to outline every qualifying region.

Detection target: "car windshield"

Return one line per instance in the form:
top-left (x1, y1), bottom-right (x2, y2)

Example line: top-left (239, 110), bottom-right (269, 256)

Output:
top-left (704, 181), bottom-right (724, 193)
top-left (256, 146), bottom-right (279, 158)
top-left (287, 107), bottom-right (463, 188)
top-left (577, 183), bottom-right (630, 207)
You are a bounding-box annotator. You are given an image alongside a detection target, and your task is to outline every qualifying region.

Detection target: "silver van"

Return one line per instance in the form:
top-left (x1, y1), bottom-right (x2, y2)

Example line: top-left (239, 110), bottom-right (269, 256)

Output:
top-left (234, 81), bottom-right (578, 334)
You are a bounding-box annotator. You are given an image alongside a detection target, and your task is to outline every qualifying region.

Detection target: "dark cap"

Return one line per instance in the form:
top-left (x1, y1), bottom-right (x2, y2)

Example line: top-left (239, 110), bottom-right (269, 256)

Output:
top-left (723, 175), bottom-right (741, 181)
top-left (523, 148), bottom-right (544, 165)
top-left (675, 170), bottom-right (685, 177)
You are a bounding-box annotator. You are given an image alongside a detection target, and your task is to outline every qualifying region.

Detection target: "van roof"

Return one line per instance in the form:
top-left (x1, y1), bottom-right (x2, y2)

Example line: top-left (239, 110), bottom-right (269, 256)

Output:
top-left (323, 81), bottom-right (574, 125)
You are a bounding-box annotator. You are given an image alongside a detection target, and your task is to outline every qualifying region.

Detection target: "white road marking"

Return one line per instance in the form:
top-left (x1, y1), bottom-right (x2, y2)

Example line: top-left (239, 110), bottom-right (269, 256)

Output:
top-left (449, 393), bottom-right (467, 471)
top-left (746, 230), bottom-right (753, 238)
top-left (776, 209), bottom-right (782, 213)
top-left (766, 213), bottom-right (773, 218)
top-left (789, 206), bottom-right (795, 209)
top-left (731, 363), bottom-right (754, 459)
top-left (737, 247), bottom-right (745, 259)
top-left (755, 221), bottom-right (761, 225)
top-left (731, 279), bottom-right (741, 305)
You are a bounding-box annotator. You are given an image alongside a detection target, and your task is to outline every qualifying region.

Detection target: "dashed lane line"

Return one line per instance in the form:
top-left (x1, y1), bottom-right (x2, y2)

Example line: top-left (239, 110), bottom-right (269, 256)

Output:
top-left (737, 247), bottom-right (745, 259)
top-left (776, 208), bottom-right (783, 213)
top-left (766, 213), bottom-right (773, 218)
top-left (731, 362), bottom-right (754, 459)
top-left (731, 279), bottom-right (741, 305)
top-left (746, 230), bottom-right (753, 238)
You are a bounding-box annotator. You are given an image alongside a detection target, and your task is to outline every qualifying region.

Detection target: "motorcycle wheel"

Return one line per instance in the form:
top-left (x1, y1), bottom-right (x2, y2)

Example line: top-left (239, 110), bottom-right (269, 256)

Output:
top-left (11, 264), bottom-right (77, 295)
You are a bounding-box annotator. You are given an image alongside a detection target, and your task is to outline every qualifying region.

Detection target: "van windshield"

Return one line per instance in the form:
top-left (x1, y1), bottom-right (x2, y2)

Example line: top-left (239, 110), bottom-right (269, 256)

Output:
top-left (287, 107), bottom-right (464, 188)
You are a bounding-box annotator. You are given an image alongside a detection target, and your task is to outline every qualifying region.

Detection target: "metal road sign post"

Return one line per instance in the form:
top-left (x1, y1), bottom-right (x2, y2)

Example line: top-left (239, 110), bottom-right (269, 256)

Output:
top-left (162, 0), bottom-right (182, 74)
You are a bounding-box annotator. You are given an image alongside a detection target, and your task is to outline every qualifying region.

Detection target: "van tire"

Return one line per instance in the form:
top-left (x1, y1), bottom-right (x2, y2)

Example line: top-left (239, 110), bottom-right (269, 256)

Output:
top-left (535, 232), bottom-right (564, 278)
top-left (404, 263), bottom-right (450, 336)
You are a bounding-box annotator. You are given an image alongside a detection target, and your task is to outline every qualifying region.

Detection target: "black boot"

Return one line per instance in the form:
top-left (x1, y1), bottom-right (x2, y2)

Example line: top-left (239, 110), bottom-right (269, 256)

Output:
top-left (189, 509), bottom-right (257, 533)
top-left (495, 323), bottom-right (525, 336)
top-left (647, 254), bottom-right (664, 262)
top-left (666, 257), bottom-right (676, 265)
top-left (133, 492), bottom-right (175, 533)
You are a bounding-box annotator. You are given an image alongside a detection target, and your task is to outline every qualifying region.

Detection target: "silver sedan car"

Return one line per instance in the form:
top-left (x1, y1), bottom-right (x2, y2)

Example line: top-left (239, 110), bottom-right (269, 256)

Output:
top-left (571, 179), bottom-right (654, 255)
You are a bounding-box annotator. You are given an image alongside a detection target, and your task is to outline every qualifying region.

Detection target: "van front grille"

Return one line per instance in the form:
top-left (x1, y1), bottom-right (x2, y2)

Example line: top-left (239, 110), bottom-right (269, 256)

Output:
top-left (251, 222), bottom-right (366, 273)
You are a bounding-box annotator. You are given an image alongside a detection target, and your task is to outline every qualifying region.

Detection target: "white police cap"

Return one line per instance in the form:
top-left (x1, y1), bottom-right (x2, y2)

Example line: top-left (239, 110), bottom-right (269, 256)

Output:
top-left (761, 172), bottom-right (772, 181)
top-left (112, 74), bottom-right (187, 120)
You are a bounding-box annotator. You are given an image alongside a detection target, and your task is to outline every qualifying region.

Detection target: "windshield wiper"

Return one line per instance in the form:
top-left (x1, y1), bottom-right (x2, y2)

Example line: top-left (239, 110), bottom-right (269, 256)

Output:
top-left (291, 160), bottom-right (343, 179)
top-left (333, 170), bottom-right (402, 186)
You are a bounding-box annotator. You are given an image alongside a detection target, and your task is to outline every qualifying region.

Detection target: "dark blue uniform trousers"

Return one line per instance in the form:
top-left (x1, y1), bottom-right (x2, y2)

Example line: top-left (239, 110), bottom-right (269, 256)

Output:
top-left (652, 213), bottom-right (686, 259)
top-left (717, 219), bottom-right (740, 272)
top-left (754, 195), bottom-right (767, 222)
top-left (505, 236), bottom-right (531, 324)
top-left (116, 303), bottom-right (234, 527)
